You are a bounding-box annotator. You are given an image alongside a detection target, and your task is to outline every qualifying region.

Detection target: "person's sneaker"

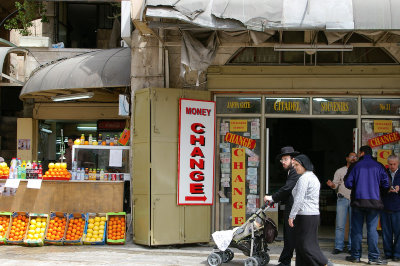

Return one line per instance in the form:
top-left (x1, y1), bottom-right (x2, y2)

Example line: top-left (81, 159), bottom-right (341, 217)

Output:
top-left (332, 249), bottom-right (342, 254)
top-left (346, 256), bottom-right (361, 263)
top-left (367, 258), bottom-right (387, 265)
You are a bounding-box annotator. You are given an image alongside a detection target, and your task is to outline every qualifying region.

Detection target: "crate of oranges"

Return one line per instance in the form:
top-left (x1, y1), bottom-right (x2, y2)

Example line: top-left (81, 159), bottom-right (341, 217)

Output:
top-left (83, 213), bottom-right (107, 245)
top-left (44, 212), bottom-right (67, 245)
top-left (6, 212), bottom-right (29, 245)
top-left (106, 212), bottom-right (126, 245)
top-left (0, 212), bottom-right (12, 244)
top-left (64, 213), bottom-right (86, 245)
top-left (24, 213), bottom-right (49, 246)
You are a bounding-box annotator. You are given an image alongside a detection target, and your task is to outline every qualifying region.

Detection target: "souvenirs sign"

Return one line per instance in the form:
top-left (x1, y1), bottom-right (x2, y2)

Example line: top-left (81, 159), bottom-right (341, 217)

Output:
top-left (178, 99), bottom-right (215, 205)
top-left (368, 132), bottom-right (400, 148)
top-left (232, 148), bottom-right (246, 226)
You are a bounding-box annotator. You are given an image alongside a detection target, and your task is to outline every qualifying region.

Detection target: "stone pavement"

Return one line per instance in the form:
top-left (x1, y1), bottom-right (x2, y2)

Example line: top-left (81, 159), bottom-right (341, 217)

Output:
top-left (0, 239), bottom-right (398, 266)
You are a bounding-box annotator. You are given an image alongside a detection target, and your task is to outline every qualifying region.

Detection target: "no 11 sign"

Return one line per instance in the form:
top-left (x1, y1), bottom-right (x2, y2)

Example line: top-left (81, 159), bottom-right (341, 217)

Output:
top-left (178, 99), bottom-right (216, 205)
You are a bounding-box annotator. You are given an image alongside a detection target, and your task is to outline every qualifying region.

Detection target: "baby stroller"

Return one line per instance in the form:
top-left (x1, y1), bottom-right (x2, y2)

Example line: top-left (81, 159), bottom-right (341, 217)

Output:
top-left (207, 204), bottom-right (278, 266)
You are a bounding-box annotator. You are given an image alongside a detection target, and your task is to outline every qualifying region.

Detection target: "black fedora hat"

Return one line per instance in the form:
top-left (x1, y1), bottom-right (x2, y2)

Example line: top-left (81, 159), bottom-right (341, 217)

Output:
top-left (276, 146), bottom-right (300, 159)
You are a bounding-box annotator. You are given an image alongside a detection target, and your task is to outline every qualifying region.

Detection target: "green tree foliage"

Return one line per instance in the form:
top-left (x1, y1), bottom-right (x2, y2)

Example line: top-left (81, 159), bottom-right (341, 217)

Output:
top-left (4, 0), bottom-right (48, 36)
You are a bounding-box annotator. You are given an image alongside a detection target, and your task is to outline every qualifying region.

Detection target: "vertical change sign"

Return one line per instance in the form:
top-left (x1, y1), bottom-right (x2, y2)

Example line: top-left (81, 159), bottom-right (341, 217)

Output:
top-left (178, 99), bottom-right (216, 205)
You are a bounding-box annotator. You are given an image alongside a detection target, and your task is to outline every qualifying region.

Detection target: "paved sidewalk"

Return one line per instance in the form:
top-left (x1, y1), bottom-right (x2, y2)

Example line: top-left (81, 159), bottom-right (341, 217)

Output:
top-left (0, 239), bottom-right (397, 266)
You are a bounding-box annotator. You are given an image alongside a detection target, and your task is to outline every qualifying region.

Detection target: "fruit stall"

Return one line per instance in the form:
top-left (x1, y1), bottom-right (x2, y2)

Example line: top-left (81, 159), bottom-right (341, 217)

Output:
top-left (0, 136), bottom-right (129, 214)
top-left (0, 211), bottom-right (126, 246)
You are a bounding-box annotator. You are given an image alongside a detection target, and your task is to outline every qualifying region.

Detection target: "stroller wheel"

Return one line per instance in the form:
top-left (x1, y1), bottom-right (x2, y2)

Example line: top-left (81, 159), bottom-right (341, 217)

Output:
top-left (207, 252), bottom-right (222, 266)
top-left (244, 257), bottom-right (259, 266)
top-left (259, 252), bottom-right (270, 266)
top-left (222, 248), bottom-right (234, 263)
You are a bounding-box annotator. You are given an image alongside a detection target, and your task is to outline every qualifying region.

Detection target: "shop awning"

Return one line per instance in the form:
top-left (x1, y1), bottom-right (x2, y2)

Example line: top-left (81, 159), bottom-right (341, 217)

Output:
top-left (0, 46), bottom-right (28, 85)
top-left (20, 48), bottom-right (130, 99)
top-left (145, 0), bottom-right (400, 31)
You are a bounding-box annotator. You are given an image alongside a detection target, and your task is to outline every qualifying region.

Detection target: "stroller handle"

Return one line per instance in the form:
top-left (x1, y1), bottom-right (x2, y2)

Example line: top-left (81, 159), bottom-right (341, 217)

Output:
top-left (261, 201), bottom-right (275, 211)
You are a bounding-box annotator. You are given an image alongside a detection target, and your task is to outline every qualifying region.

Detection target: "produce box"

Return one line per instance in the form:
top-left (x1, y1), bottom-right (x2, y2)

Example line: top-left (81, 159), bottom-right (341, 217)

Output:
top-left (83, 213), bottom-right (107, 245)
top-left (0, 212), bottom-right (12, 244)
top-left (106, 212), bottom-right (126, 245)
top-left (6, 212), bottom-right (29, 245)
top-left (63, 213), bottom-right (86, 245)
top-left (44, 212), bottom-right (68, 245)
top-left (24, 213), bottom-right (49, 247)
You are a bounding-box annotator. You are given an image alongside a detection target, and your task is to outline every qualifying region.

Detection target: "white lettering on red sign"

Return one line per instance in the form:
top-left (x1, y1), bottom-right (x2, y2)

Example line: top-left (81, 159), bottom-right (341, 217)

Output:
top-left (178, 99), bottom-right (215, 205)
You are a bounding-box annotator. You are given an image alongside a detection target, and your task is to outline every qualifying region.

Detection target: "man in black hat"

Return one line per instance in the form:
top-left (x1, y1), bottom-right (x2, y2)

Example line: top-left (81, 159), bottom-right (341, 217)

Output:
top-left (264, 146), bottom-right (300, 266)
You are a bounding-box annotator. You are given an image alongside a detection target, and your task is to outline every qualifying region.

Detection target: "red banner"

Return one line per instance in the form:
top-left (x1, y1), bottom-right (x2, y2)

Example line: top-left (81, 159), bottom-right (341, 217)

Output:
top-left (368, 132), bottom-right (400, 148)
top-left (224, 132), bottom-right (256, 149)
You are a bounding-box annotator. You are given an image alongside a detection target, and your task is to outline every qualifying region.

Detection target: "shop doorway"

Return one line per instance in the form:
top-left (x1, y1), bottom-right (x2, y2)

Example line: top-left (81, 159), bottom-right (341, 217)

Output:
top-left (266, 118), bottom-right (356, 227)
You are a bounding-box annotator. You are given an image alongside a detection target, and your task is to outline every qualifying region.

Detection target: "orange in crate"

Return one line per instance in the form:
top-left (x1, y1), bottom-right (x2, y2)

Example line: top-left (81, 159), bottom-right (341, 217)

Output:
top-left (46, 216), bottom-right (67, 240)
top-left (65, 217), bottom-right (85, 241)
top-left (8, 214), bottom-right (28, 241)
top-left (107, 216), bottom-right (125, 241)
top-left (0, 216), bottom-right (10, 238)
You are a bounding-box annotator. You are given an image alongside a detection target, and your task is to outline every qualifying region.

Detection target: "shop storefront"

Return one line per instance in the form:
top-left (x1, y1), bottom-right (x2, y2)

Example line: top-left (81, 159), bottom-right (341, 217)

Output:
top-left (0, 48), bottom-right (131, 215)
top-left (213, 94), bottom-right (400, 230)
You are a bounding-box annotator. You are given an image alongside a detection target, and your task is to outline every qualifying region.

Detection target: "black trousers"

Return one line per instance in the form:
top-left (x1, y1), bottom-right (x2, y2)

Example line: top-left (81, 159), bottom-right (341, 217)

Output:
top-left (294, 215), bottom-right (328, 266)
top-left (279, 209), bottom-right (296, 265)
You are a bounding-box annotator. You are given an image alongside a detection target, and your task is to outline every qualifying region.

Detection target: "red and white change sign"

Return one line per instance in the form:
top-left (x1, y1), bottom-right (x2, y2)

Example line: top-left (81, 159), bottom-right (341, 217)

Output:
top-left (178, 99), bottom-right (216, 205)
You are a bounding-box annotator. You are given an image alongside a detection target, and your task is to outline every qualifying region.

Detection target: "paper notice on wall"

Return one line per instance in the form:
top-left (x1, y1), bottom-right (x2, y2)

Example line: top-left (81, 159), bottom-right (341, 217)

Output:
top-left (251, 121), bottom-right (260, 139)
top-left (220, 143), bottom-right (230, 150)
top-left (27, 179), bottom-right (42, 189)
top-left (5, 179), bottom-right (20, 188)
top-left (220, 157), bottom-right (230, 164)
top-left (220, 123), bottom-right (229, 135)
top-left (247, 168), bottom-right (257, 176)
top-left (109, 149), bottom-right (123, 167)
top-left (248, 161), bottom-right (259, 167)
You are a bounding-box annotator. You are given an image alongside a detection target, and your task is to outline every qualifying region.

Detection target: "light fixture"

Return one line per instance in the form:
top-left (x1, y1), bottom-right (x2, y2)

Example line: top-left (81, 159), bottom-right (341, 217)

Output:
top-left (40, 128), bottom-right (53, 134)
top-left (313, 98), bottom-right (328, 102)
top-left (77, 124), bottom-right (97, 131)
top-left (52, 92), bottom-right (94, 102)
top-left (274, 44), bottom-right (353, 52)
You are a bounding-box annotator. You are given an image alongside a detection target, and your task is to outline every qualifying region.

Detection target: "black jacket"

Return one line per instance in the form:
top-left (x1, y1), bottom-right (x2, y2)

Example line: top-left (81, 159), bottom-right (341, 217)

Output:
top-left (271, 166), bottom-right (301, 210)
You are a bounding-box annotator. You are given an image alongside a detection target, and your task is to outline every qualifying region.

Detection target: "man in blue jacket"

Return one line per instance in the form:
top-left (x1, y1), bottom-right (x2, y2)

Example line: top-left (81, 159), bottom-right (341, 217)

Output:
top-left (381, 154), bottom-right (400, 262)
top-left (344, 145), bottom-right (390, 265)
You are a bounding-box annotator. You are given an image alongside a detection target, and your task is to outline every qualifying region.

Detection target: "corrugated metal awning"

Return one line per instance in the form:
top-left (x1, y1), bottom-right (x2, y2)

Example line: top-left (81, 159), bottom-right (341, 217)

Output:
top-left (20, 48), bottom-right (130, 100)
top-left (145, 0), bottom-right (400, 31)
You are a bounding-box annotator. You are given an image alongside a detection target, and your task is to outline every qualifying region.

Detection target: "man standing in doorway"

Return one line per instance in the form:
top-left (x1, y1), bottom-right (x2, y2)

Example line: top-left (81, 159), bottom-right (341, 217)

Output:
top-left (264, 146), bottom-right (300, 266)
top-left (381, 154), bottom-right (400, 262)
top-left (345, 145), bottom-right (390, 265)
top-left (327, 151), bottom-right (357, 254)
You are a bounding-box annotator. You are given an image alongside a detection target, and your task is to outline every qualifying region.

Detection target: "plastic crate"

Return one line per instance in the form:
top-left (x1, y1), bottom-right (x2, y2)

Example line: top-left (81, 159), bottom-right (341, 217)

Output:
top-left (83, 213), bottom-right (107, 245)
top-left (6, 212), bottom-right (29, 245)
top-left (63, 213), bottom-right (86, 245)
top-left (24, 213), bottom-right (49, 246)
top-left (44, 212), bottom-right (68, 245)
top-left (106, 212), bottom-right (126, 245)
top-left (0, 212), bottom-right (12, 244)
